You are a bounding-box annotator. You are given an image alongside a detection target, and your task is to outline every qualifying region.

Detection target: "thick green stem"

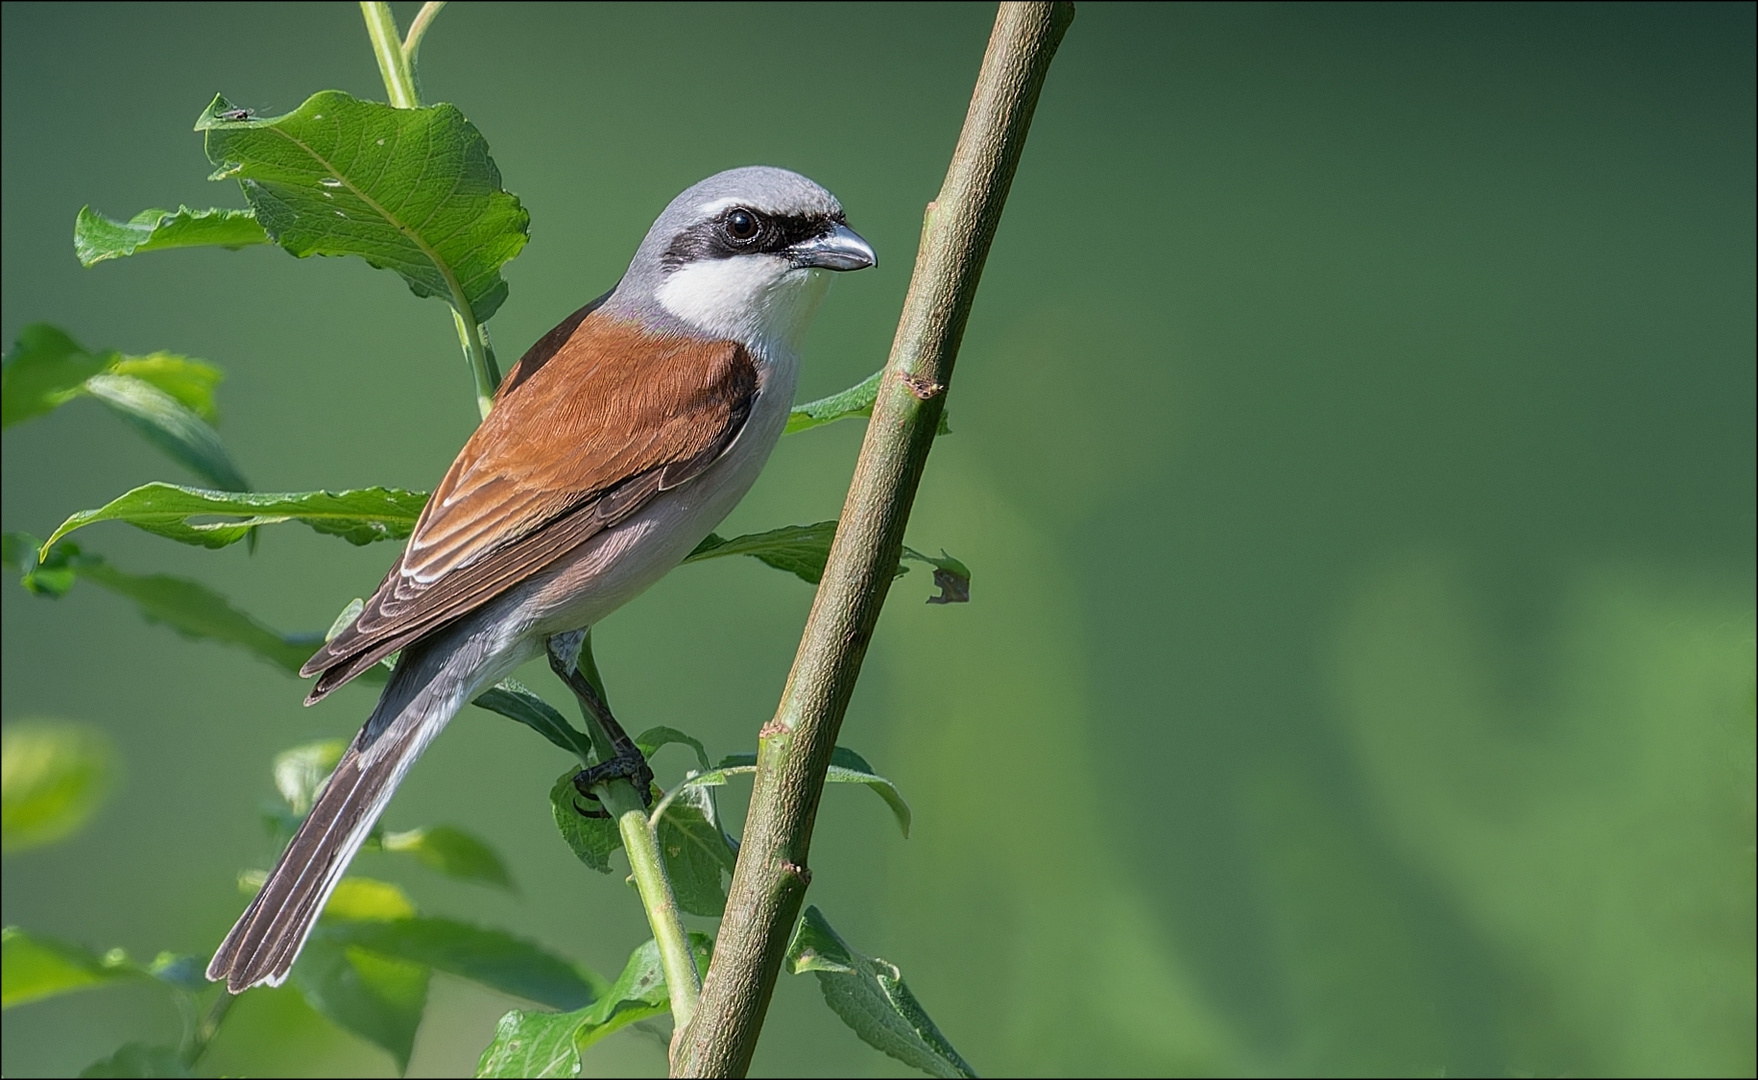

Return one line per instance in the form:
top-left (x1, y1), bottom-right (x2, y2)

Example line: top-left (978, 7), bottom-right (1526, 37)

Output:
top-left (671, 3), bottom-right (1075, 1075)
top-left (360, 1), bottom-right (500, 419)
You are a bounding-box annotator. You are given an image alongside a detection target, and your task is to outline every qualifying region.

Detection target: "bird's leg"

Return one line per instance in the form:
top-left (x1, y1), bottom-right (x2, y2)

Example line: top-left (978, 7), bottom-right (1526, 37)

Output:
top-left (546, 632), bottom-right (655, 812)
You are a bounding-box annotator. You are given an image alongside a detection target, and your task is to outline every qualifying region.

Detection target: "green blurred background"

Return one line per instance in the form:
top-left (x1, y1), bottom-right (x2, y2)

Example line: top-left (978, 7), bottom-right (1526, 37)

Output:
top-left (3, 2), bottom-right (1753, 1075)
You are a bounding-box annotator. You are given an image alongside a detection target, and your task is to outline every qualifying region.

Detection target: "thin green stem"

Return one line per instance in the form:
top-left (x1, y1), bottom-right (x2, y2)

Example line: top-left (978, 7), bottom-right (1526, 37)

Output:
top-left (402, 2), bottom-right (448, 78)
top-left (453, 308), bottom-right (500, 419)
top-left (360, 1), bottom-right (499, 418)
top-left (568, 633), bottom-right (702, 1044)
top-left (359, 3), bottom-right (417, 108)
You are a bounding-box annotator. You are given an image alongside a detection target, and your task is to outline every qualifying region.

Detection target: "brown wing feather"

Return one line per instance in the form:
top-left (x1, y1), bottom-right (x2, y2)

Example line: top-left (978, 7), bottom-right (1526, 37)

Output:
top-left (301, 311), bottom-right (757, 699)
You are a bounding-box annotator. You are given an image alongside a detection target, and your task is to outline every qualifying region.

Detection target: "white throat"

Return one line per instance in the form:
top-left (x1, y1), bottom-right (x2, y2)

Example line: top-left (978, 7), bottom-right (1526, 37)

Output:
top-left (654, 256), bottom-right (831, 359)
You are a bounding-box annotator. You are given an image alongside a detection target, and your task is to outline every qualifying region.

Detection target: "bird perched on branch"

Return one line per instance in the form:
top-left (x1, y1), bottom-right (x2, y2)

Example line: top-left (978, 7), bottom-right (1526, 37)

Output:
top-left (207, 166), bottom-right (876, 992)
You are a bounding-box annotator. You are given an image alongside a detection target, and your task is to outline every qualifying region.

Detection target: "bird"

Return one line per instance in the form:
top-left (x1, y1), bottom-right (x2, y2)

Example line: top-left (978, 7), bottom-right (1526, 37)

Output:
top-left (206, 166), bottom-right (876, 992)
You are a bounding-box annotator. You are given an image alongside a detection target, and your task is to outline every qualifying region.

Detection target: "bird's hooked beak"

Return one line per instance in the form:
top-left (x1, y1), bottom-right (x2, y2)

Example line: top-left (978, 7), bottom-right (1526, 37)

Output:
top-left (788, 222), bottom-right (877, 272)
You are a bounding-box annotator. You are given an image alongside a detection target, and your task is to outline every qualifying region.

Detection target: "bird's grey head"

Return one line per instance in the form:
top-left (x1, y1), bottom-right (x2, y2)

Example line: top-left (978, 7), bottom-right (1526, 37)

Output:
top-left (611, 166), bottom-right (876, 356)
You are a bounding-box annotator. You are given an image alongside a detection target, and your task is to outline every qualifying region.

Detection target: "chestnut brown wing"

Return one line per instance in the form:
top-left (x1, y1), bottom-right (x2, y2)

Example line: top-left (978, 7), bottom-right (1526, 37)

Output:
top-left (301, 313), bottom-right (757, 700)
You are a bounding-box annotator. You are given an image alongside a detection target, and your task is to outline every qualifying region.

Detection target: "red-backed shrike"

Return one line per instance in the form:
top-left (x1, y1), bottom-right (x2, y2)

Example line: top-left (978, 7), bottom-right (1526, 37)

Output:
top-left (208, 167), bottom-right (876, 992)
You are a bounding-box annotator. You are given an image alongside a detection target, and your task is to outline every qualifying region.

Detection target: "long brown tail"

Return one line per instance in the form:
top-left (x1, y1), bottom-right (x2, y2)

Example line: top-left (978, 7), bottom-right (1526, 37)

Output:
top-left (207, 640), bottom-right (473, 992)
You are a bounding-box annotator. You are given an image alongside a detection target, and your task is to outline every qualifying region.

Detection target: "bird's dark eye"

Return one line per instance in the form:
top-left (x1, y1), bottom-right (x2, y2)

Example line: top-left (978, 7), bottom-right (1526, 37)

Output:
top-left (725, 209), bottom-right (760, 242)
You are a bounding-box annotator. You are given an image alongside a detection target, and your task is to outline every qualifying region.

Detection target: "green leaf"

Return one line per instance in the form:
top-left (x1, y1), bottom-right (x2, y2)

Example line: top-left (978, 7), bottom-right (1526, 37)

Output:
top-left (475, 935), bottom-right (712, 1078)
top-left (826, 746), bottom-right (912, 838)
top-left (785, 370), bottom-right (883, 435)
top-left (684, 521), bottom-right (842, 584)
top-left (2, 722), bottom-right (116, 853)
top-left (325, 917), bottom-right (603, 1010)
top-left (3, 531), bottom-right (76, 597)
top-left (272, 740), bottom-right (346, 816)
top-left (82, 374), bottom-right (248, 491)
top-left (2, 327), bottom-right (243, 488)
top-left (684, 521), bottom-right (968, 601)
top-left (3, 533), bottom-right (325, 674)
top-left (473, 682), bottom-right (592, 762)
top-left (787, 907), bottom-right (975, 1078)
top-left (903, 548), bottom-right (971, 605)
top-left (709, 746), bottom-right (909, 837)
top-left (74, 205), bottom-right (269, 266)
top-left (78, 1043), bottom-right (190, 1078)
top-left (199, 91), bottom-right (529, 322)
top-left (77, 557), bottom-right (318, 672)
top-left (786, 369), bottom-right (952, 436)
top-left (475, 1008), bottom-right (592, 1079)
top-left (634, 726), bottom-right (712, 771)
top-left (108, 353), bottom-right (223, 420)
top-left (42, 482), bottom-right (429, 552)
top-left (1, 928), bottom-right (138, 1009)
top-left (1, 324), bottom-right (108, 428)
top-left (382, 825), bottom-right (514, 890)
top-left (293, 933), bottom-right (429, 1072)
top-left (549, 769), bottom-right (618, 874)
top-left (654, 785), bottom-right (738, 917)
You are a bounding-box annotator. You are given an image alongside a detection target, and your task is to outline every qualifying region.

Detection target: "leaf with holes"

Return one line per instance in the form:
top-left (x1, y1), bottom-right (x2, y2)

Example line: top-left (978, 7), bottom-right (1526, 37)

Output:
top-left (199, 92), bottom-right (528, 321)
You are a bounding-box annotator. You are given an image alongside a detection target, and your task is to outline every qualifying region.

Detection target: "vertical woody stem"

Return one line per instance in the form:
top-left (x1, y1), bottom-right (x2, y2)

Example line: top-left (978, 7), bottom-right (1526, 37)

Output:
top-left (671, 3), bottom-right (1075, 1075)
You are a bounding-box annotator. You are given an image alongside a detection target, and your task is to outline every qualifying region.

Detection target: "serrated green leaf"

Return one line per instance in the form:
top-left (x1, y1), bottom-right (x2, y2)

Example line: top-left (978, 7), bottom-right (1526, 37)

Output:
top-left (1, 927), bottom-right (139, 1009)
top-left (199, 91), bottom-right (528, 322)
top-left (81, 374), bottom-right (248, 491)
top-left (382, 825), bottom-right (513, 890)
top-left (787, 907), bottom-right (975, 1078)
top-left (108, 353), bottom-right (223, 419)
top-left (2, 722), bottom-right (116, 853)
top-left (326, 917), bottom-right (602, 1010)
top-left (293, 932), bottom-right (429, 1071)
top-left (684, 521), bottom-right (966, 601)
top-left (475, 935), bottom-right (712, 1078)
top-left (549, 769), bottom-right (619, 873)
top-left (74, 205), bottom-right (269, 266)
top-left (77, 557), bottom-right (318, 673)
top-left (655, 785), bottom-right (739, 917)
top-left (1, 324), bottom-right (109, 428)
top-left (786, 370), bottom-right (883, 435)
top-left (42, 482), bottom-right (429, 552)
top-left (476, 1008), bottom-right (589, 1079)
top-left (78, 1043), bottom-right (190, 1078)
top-left (2, 533), bottom-right (327, 674)
top-left (708, 746), bottom-right (909, 837)
top-left (684, 521), bottom-right (843, 584)
top-left (474, 682), bottom-right (593, 762)
top-left (825, 746), bottom-right (912, 838)
top-left (634, 726), bottom-right (712, 771)
top-left (786, 368), bottom-right (952, 436)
